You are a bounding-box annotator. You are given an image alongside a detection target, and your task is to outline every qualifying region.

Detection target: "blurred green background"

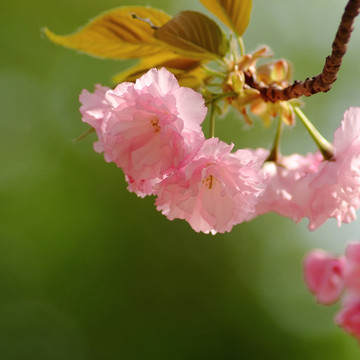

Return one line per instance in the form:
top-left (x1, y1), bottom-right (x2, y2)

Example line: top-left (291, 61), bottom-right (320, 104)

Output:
top-left (2, 0), bottom-right (360, 358)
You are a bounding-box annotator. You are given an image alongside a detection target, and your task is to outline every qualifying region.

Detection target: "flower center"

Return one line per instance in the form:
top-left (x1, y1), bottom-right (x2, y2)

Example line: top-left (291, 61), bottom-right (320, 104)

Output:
top-left (202, 175), bottom-right (218, 190)
top-left (150, 116), bottom-right (161, 133)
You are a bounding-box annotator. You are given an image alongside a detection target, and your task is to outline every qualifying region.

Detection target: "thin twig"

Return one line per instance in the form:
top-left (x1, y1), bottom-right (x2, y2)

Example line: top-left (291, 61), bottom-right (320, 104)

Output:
top-left (246, 0), bottom-right (360, 102)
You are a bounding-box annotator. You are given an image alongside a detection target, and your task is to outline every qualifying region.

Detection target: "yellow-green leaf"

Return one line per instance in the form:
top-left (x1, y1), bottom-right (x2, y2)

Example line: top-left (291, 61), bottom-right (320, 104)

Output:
top-left (112, 52), bottom-right (197, 82)
top-left (154, 10), bottom-right (229, 60)
top-left (112, 52), bottom-right (212, 89)
top-left (199, 0), bottom-right (252, 36)
top-left (176, 67), bottom-right (212, 89)
top-left (44, 6), bottom-right (172, 59)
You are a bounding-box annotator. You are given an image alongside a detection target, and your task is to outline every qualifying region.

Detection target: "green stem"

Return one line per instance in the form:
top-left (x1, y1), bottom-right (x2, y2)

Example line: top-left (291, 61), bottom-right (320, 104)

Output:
top-left (294, 106), bottom-right (334, 160)
top-left (215, 58), bottom-right (227, 69)
top-left (205, 91), bottom-right (237, 106)
top-left (202, 66), bottom-right (226, 79)
top-left (74, 127), bottom-right (95, 143)
top-left (209, 101), bottom-right (216, 138)
top-left (266, 117), bottom-right (283, 162)
top-left (238, 36), bottom-right (245, 57)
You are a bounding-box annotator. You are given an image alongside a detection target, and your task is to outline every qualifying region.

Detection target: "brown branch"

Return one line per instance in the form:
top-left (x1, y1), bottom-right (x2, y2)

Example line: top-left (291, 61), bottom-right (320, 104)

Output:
top-left (247, 0), bottom-right (360, 102)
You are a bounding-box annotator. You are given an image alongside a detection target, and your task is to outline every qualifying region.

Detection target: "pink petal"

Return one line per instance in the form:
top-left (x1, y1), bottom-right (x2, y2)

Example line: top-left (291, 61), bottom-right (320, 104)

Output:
top-left (303, 249), bottom-right (345, 305)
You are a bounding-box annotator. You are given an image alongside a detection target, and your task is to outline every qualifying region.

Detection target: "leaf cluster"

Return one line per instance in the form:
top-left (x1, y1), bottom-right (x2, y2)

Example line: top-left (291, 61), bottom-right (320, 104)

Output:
top-left (44, 1), bottom-right (252, 89)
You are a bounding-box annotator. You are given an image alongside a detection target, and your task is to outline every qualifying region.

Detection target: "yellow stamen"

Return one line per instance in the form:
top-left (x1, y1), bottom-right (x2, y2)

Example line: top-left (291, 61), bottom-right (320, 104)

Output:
top-left (202, 175), bottom-right (216, 189)
top-left (150, 117), bottom-right (161, 133)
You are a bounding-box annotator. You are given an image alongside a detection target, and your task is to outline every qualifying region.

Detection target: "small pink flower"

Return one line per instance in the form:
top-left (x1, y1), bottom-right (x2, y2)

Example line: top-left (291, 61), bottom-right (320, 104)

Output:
top-left (308, 107), bottom-right (360, 229)
top-left (254, 151), bottom-right (323, 223)
top-left (344, 242), bottom-right (360, 293)
top-left (304, 241), bottom-right (360, 341)
top-left (155, 138), bottom-right (266, 234)
top-left (336, 294), bottom-right (360, 341)
top-left (80, 68), bottom-right (207, 197)
top-left (303, 249), bottom-right (345, 305)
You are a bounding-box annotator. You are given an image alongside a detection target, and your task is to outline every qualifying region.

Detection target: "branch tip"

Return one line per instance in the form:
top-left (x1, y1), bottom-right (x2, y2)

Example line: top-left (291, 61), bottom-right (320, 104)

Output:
top-left (246, 0), bottom-right (360, 102)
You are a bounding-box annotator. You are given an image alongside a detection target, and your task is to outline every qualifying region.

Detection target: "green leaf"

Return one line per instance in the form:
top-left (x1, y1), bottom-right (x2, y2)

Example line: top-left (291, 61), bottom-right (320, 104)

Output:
top-left (44, 6), bottom-right (172, 59)
top-left (199, 0), bottom-right (252, 36)
top-left (112, 53), bottom-right (212, 89)
top-left (154, 10), bottom-right (229, 60)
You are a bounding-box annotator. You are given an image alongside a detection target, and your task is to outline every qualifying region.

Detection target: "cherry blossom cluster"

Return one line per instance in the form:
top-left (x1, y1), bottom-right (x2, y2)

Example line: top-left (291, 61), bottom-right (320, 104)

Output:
top-left (80, 67), bottom-right (360, 234)
top-left (304, 242), bottom-right (360, 341)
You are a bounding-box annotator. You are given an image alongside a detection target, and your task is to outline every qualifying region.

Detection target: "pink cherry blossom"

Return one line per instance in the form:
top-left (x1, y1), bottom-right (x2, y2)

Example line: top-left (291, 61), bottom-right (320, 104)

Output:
top-left (80, 68), bottom-right (207, 197)
top-left (79, 84), bottom-right (111, 153)
top-left (303, 241), bottom-right (360, 341)
top-left (155, 138), bottom-right (266, 234)
top-left (303, 249), bottom-right (345, 305)
top-left (335, 241), bottom-right (360, 341)
top-left (344, 242), bottom-right (360, 293)
top-left (336, 294), bottom-right (360, 341)
top-left (254, 151), bottom-right (323, 223)
top-left (254, 107), bottom-right (360, 230)
top-left (308, 107), bottom-right (360, 229)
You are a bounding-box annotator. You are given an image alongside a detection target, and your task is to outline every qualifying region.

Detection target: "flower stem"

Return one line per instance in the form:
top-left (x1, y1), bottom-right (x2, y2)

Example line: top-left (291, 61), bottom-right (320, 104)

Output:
top-left (202, 66), bottom-right (226, 79)
top-left (209, 101), bottom-right (216, 138)
top-left (74, 127), bottom-right (95, 143)
top-left (238, 36), bottom-right (245, 57)
top-left (205, 91), bottom-right (237, 106)
top-left (266, 117), bottom-right (283, 162)
top-left (294, 106), bottom-right (334, 160)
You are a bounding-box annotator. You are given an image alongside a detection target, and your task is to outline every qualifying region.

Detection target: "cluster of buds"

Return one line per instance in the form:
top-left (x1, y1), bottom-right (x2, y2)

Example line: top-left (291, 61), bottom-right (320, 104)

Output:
top-left (223, 47), bottom-right (300, 126)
